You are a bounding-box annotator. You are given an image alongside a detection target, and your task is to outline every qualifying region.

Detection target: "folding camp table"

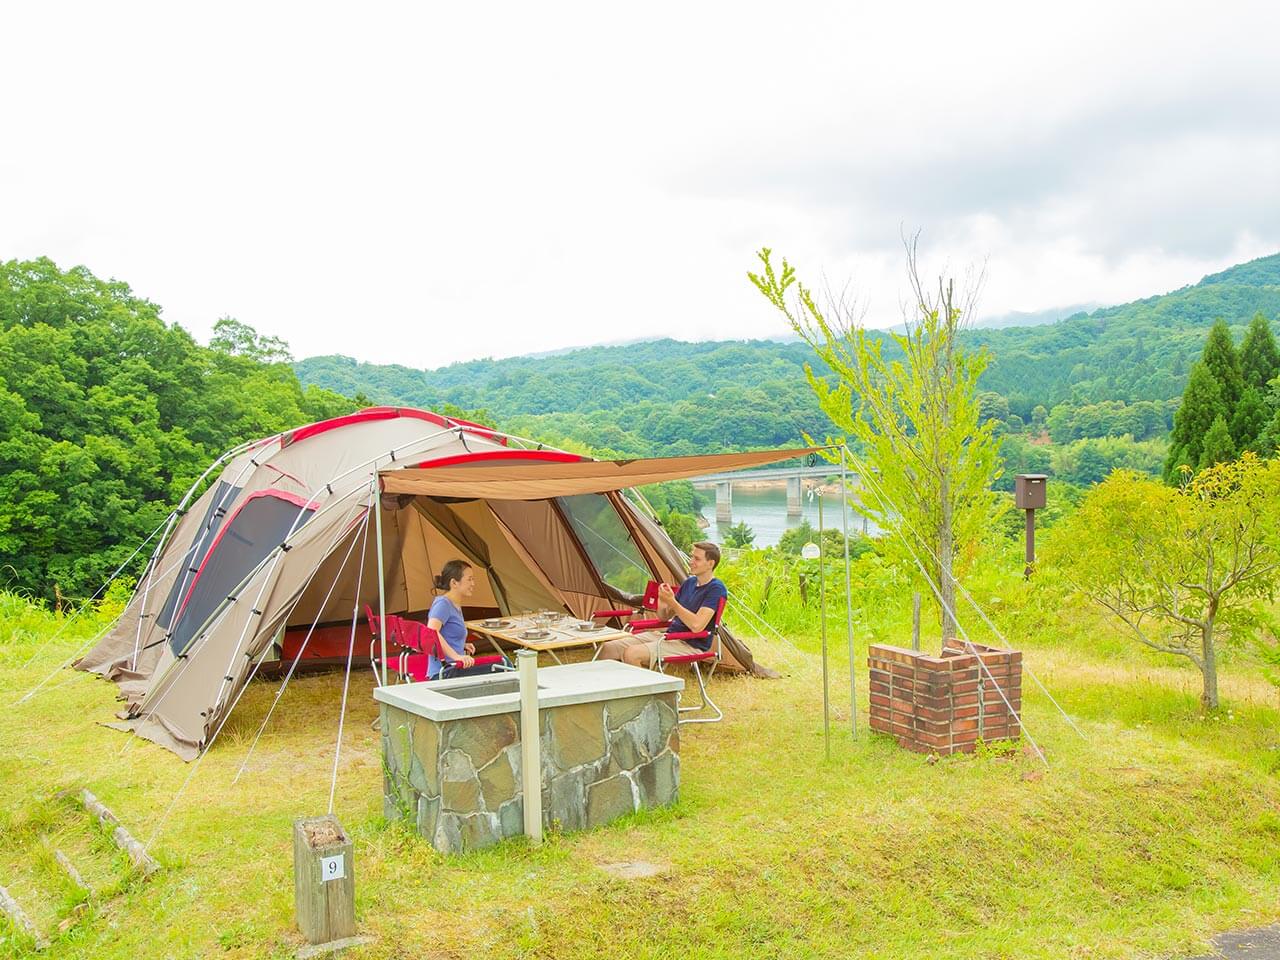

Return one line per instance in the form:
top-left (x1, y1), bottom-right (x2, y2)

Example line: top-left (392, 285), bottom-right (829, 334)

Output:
top-left (466, 615), bottom-right (630, 665)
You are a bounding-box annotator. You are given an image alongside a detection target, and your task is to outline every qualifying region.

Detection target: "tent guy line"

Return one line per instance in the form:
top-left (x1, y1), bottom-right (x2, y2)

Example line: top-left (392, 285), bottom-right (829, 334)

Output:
top-left (330, 487), bottom-right (373, 816)
top-left (843, 445), bottom-right (1049, 765)
top-left (145, 483), bottom-right (378, 850)
top-left (136, 443), bottom-right (274, 672)
top-left (115, 423), bottom-right (475, 732)
top-left (847, 443), bottom-right (1085, 744)
top-left (15, 511), bottom-right (174, 678)
top-left (232, 490), bottom-right (376, 785)
top-left (114, 481), bottom-right (379, 761)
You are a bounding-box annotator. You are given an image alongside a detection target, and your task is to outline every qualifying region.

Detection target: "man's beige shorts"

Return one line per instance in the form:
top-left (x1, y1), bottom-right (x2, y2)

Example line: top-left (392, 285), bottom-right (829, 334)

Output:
top-left (597, 630), bottom-right (706, 667)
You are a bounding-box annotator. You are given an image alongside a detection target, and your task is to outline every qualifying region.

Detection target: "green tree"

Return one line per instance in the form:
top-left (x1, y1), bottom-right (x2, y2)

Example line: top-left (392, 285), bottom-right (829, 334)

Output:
top-left (750, 243), bottom-right (1004, 642)
top-left (1230, 386), bottom-right (1269, 451)
top-left (658, 511), bottom-right (701, 553)
top-left (1201, 318), bottom-right (1243, 411)
top-left (1238, 312), bottom-right (1280, 393)
top-left (777, 520), bottom-right (818, 555)
top-left (0, 259), bottom-right (355, 600)
top-left (1051, 456), bottom-right (1280, 711)
top-left (724, 521), bottom-right (755, 548)
top-left (209, 316), bottom-right (293, 363)
top-left (977, 391), bottom-right (1010, 426)
top-left (1199, 415), bottom-right (1235, 469)
top-left (1164, 361), bottom-right (1227, 481)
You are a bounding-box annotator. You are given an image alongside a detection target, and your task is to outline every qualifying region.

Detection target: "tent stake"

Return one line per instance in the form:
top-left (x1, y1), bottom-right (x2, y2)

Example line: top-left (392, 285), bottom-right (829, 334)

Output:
top-left (841, 445), bottom-right (857, 737)
top-left (374, 484), bottom-right (388, 687)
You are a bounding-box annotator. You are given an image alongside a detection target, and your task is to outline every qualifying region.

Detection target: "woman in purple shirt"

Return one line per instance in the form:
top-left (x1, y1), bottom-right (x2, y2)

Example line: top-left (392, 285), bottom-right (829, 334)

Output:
top-left (426, 560), bottom-right (502, 679)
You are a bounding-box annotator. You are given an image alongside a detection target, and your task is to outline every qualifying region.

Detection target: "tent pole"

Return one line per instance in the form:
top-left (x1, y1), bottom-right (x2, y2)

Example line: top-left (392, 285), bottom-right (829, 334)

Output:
top-left (841, 445), bottom-right (857, 737)
top-left (818, 487), bottom-right (829, 761)
top-left (374, 482), bottom-right (388, 687)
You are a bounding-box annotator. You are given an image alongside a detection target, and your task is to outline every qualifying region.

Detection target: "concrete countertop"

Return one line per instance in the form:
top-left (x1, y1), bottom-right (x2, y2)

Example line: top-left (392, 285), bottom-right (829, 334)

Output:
top-left (372, 659), bottom-right (684, 722)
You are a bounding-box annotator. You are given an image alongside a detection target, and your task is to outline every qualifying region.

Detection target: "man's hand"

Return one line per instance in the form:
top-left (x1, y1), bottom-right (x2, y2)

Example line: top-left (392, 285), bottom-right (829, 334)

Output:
top-left (657, 582), bottom-right (676, 617)
top-left (464, 641), bottom-right (476, 655)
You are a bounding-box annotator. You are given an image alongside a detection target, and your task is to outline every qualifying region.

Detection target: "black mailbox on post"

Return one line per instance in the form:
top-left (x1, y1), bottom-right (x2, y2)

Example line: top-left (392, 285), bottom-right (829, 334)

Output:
top-left (1015, 474), bottom-right (1047, 510)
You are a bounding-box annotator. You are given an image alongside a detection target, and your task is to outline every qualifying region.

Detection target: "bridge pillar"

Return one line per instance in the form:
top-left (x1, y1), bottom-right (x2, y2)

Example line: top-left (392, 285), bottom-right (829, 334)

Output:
top-left (715, 481), bottom-right (733, 523)
top-left (786, 476), bottom-right (803, 518)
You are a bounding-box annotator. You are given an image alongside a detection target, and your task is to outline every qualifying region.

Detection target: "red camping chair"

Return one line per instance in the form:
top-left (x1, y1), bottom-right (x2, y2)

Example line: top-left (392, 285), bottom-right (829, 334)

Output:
top-left (366, 605), bottom-right (421, 682)
top-left (366, 605), bottom-right (508, 682)
top-left (590, 580), bottom-right (663, 626)
top-left (399, 620), bottom-right (508, 680)
top-left (619, 594), bottom-right (727, 724)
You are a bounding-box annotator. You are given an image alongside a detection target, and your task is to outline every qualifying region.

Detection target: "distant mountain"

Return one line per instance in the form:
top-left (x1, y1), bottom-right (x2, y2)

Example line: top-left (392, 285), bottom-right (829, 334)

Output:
top-left (975, 302), bottom-right (1105, 330)
top-left (1198, 252), bottom-right (1280, 287)
top-left (295, 251), bottom-right (1280, 453)
top-left (966, 251), bottom-right (1280, 413)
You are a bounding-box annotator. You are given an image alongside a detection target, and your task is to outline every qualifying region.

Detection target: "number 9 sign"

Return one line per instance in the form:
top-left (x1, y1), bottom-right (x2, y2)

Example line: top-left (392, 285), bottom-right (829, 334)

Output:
top-left (320, 854), bottom-right (345, 882)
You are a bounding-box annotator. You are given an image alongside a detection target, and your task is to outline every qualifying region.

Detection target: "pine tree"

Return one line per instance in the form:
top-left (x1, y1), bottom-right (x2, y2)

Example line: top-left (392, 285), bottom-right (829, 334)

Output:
top-left (1231, 385), bottom-right (1269, 451)
top-left (1201, 319), bottom-right (1243, 410)
top-left (1238, 312), bottom-right (1280, 393)
top-left (1164, 361), bottom-right (1227, 482)
top-left (1199, 415), bottom-right (1236, 470)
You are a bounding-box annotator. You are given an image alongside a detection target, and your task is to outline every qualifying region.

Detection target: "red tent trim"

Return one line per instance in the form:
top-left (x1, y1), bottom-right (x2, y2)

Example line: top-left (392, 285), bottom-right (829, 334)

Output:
top-left (173, 489), bottom-right (318, 621)
top-left (282, 407), bottom-right (450, 447)
top-left (410, 450), bottom-right (587, 470)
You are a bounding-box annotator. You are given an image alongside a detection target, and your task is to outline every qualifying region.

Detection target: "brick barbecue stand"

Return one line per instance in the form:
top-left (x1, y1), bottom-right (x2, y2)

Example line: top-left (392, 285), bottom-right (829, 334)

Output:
top-left (868, 640), bottom-right (1023, 754)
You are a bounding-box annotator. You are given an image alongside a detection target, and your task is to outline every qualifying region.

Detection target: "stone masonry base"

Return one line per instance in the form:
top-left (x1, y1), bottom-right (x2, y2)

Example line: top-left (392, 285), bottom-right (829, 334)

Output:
top-left (380, 692), bottom-right (679, 853)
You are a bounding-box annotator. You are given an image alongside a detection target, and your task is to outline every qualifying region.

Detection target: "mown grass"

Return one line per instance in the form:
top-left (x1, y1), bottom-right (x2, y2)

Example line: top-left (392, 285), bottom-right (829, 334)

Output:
top-left (1, 580), bottom-right (1279, 960)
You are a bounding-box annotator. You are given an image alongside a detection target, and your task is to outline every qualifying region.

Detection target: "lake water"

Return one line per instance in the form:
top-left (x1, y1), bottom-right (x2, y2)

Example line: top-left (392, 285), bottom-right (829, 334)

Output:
top-left (697, 485), bottom-right (873, 547)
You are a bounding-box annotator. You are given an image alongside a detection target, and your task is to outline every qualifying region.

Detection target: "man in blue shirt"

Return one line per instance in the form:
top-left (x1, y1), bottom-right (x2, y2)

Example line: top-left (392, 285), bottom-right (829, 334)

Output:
top-left (597, 541), bottom-right (728, 668)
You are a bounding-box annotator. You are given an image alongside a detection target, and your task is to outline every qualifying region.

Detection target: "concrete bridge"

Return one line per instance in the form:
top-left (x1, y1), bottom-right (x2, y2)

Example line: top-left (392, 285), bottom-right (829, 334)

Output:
top-left (691, 464), bottom-right (861, 523)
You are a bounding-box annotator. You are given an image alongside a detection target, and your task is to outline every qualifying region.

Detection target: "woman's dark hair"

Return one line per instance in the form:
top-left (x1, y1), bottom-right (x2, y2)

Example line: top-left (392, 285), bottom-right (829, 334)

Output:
top-left (434, 559), bottom-right (472, 592)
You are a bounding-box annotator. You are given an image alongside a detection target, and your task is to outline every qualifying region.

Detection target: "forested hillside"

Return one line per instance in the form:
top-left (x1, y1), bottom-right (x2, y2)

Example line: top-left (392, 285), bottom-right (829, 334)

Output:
top-left (0, 258), bottom-right (356, 600)
top-left (5, 251), bottom-right (1279, 601)
top-left (298, 339), bottom-right (830, 457)
top-left (970, 256), bottom-right (1280, 414)
top-left (296, 253), bottom-right (1280, 453)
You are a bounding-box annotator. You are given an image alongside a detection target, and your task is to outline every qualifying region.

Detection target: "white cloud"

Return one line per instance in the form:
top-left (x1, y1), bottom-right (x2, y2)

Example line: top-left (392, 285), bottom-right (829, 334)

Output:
top-left (2, 1), bottom-right (1278, 365)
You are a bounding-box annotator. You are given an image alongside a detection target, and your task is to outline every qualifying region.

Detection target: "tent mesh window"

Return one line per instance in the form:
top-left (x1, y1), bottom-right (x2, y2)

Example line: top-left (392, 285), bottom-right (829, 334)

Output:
top-left (557, 494), bottom-right (653, 595)
top-left (156, 480), bottom-right (237, 630)
top-left (168, 494), bottom-right (316, 655)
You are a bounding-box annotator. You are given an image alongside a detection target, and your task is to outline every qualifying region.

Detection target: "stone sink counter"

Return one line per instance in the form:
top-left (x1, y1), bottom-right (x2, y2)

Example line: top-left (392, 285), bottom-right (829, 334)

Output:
top-left (374, 661), bottom-right (684, 853)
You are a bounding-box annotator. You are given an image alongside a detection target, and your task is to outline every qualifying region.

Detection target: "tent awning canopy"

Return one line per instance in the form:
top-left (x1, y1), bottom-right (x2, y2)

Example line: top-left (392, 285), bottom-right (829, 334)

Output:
top-left (379, 447), bottom-right (823, 499)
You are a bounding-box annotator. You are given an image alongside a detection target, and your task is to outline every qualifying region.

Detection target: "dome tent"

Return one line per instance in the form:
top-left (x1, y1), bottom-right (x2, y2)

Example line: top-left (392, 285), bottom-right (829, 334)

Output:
top-left (78, 407), bottom-right (806, 759)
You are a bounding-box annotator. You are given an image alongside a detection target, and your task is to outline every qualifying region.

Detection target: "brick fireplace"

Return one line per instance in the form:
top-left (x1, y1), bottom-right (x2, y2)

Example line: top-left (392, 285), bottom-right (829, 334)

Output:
top-left (867, 640), bottom-right (1022, 754)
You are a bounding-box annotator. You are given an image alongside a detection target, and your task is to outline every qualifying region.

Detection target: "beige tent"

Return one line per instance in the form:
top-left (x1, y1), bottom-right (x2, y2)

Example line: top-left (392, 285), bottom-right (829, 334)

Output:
top-left (77, 407), bottom-right (812, 759)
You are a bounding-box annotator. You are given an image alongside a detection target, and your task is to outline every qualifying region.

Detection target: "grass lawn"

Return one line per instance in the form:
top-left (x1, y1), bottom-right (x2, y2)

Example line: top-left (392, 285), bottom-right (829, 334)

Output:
top-left (2, 593), bottom-right (1279, 959)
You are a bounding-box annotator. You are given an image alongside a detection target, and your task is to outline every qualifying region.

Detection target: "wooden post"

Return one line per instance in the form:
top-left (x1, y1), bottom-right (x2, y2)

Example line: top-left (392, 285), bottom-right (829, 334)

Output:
top-left (911, 592), bottom-right (921, 652)
top-left (1024, 508), bottom-right (1035, 579)
top-left (293, 816), bottom-right (355, 946)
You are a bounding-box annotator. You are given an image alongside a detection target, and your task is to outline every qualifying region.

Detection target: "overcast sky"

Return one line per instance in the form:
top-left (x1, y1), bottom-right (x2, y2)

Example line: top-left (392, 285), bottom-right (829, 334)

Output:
top-left (3, 2), bottom-right (1278, 367)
